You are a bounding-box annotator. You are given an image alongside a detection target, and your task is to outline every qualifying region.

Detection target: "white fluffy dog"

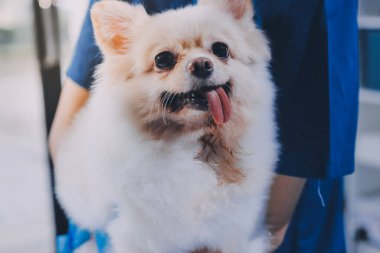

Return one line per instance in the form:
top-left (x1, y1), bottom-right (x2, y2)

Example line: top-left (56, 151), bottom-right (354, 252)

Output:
top-left (55, 0), bottom-right (278, 252)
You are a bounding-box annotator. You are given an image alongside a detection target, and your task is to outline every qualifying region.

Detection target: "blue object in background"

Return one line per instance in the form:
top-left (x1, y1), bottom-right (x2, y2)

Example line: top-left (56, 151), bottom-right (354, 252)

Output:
top-left (360, 30), bottom-right (380, 90)
top-left (95, 230), bottom-right (110, 253)
top-left (56, 221), bottom-right (91, 253)
top-left (56, 221), bottom-right (109, 253)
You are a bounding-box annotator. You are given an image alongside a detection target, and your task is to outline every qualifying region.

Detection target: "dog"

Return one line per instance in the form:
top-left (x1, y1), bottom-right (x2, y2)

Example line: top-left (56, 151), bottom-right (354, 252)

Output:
top-left (55, 0), bottom-right (278, 252)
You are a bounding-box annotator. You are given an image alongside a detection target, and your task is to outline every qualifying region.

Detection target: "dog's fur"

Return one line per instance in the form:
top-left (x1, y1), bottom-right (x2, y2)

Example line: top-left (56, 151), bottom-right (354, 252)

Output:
top-left (55, 0), bottom-right (278, 252)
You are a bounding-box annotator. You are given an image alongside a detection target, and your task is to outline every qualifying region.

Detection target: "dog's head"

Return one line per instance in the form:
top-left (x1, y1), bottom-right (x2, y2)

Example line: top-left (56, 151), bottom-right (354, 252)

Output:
top-left (91, 0), bottom-right (271, 141)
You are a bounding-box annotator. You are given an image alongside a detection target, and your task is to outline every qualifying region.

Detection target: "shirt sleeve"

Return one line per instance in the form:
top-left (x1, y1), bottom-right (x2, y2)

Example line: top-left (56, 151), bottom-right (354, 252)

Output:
top-left (66, 0), bottom-right (102, 90)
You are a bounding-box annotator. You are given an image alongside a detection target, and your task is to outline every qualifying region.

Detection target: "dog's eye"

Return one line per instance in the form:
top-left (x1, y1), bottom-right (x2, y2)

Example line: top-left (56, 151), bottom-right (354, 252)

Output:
top-left (155, 51), bottom-right (176, 70)
top-left (212, 42), bottom-right (229, 59)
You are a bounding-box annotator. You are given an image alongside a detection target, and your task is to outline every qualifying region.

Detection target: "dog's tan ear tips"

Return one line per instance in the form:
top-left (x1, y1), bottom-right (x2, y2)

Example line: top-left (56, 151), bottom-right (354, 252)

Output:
top-left (90, 1), bottom-right (147, 55)
top-left (198, 0), bottom-right (253, 21)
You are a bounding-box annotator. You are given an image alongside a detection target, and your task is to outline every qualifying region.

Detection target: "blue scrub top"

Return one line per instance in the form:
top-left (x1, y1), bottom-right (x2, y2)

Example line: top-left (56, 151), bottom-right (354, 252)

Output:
top-left (254, 0), bottom-right (359, 179)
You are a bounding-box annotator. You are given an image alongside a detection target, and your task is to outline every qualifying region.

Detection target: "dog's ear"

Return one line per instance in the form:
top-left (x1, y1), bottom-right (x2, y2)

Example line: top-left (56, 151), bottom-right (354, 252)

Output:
top-left (91, 1), bottom-right (148, 55)
top-left (198, 0), bottom-right (253, 21)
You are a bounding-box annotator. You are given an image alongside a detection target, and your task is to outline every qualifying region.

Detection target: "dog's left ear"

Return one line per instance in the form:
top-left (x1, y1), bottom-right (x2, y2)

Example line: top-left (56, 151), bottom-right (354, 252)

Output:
top-left (91, 1), bottom-right (148, 55)
top-left (199, 0), bottom-right (253, 21)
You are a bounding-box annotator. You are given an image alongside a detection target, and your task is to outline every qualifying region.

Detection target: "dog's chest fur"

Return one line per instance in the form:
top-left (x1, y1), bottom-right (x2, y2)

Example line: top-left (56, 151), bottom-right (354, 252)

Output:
top-left (107, 125), bottom-right (268, 253)
top-left (197, 132), bottom-right (244, 185)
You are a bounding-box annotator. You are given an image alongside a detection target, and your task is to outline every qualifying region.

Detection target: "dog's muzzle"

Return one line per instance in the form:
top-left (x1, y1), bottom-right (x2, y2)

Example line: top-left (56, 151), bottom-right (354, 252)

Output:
top-left (160, 82), bottom-right (232, 125)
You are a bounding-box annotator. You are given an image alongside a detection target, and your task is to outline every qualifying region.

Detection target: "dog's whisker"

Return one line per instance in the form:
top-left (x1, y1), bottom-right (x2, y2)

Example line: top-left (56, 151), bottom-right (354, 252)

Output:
top-left (161, 89), bottom-right (176, 126)
top-left (159, 91), bottom-right (169, 125)
top-left (168, 91), bottom-right (178, 113)
top-left (162, 92), bottom-right (172, 126)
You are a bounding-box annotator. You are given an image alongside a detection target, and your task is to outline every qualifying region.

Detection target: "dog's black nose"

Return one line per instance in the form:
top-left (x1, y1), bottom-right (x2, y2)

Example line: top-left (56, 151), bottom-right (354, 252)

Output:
top-left (187, 57), bottom-right (213, 79)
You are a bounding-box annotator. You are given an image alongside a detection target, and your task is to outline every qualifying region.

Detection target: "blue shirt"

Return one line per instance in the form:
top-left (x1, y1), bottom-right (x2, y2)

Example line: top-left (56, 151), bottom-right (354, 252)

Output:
top-left (254, 0), bottom-right (359, 179)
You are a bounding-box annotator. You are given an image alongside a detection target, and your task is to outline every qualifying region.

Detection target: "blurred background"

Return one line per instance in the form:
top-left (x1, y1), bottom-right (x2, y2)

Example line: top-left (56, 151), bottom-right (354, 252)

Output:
top-left (0, 0), bottom-right (87, 252)
top-left (0, 0), bottom-right (379, 252)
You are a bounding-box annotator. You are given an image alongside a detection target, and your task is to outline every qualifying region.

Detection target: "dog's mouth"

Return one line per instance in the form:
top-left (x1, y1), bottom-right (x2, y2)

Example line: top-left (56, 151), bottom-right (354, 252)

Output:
top-left (160, 82), bottom-right (232, 125)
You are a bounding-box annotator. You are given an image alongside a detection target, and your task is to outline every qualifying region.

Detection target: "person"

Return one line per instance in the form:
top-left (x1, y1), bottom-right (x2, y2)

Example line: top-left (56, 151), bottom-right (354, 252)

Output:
top-left (49, 0), bottom-right (359, 252)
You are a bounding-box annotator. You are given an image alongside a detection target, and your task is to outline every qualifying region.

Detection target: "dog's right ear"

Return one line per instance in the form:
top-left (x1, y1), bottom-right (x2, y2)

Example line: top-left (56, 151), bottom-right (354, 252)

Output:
top-left (91, 1), bottom-right (148, 55)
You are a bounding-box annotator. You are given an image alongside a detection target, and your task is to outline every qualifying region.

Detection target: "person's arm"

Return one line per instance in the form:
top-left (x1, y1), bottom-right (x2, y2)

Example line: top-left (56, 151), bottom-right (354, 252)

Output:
top-left (266, 175), bottom-right (306, 251)
top-left (49, 78), bottom-right (90, 161)
top-left (48, 0), bottom-right (102, 161)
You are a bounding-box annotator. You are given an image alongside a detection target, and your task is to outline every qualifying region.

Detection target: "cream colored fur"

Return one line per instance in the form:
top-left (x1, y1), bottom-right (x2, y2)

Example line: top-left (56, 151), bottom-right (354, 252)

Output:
top-left (55, 0), bottom-right (278, 252)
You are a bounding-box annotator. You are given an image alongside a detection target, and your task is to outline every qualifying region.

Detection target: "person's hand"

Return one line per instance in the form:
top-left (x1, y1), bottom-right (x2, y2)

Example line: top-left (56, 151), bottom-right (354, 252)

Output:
top-left (268, 225), bottom-right (288, 252)
top-left (265, 175), bottom-right (306, 251)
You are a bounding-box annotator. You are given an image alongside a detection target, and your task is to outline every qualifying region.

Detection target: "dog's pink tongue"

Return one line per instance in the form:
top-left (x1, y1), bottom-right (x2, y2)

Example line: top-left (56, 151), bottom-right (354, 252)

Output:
top-left (206, 87), bottom-right (231, 125)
